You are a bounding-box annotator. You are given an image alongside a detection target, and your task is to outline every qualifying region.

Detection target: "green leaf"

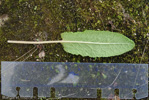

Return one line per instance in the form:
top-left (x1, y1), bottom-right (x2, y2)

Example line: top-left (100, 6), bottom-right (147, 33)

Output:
top-left (102, 73), bottom-right (107, 79)
top-left (34, 6), bottom-right (37, 10)
top-left (65, 65), bottom-right (68, 69)
top-left (61, 30), bottom-right (135, 57)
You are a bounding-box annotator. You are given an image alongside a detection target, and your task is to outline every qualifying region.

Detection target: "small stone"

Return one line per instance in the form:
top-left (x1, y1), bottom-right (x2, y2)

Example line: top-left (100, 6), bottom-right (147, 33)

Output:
top-left (39, 50), bottom-right (45, 58)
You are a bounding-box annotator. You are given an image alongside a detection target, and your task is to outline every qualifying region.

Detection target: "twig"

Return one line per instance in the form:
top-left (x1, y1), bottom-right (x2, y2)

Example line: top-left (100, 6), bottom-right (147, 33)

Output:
top-left (14, 46), bottom-right (36, 61)
top-left (1, 47), bottom-right (37, 74)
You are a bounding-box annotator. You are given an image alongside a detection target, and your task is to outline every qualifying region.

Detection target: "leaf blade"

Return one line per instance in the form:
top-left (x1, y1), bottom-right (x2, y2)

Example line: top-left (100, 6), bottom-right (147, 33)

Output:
top-left (61, 30), bottom-right (135, 57)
